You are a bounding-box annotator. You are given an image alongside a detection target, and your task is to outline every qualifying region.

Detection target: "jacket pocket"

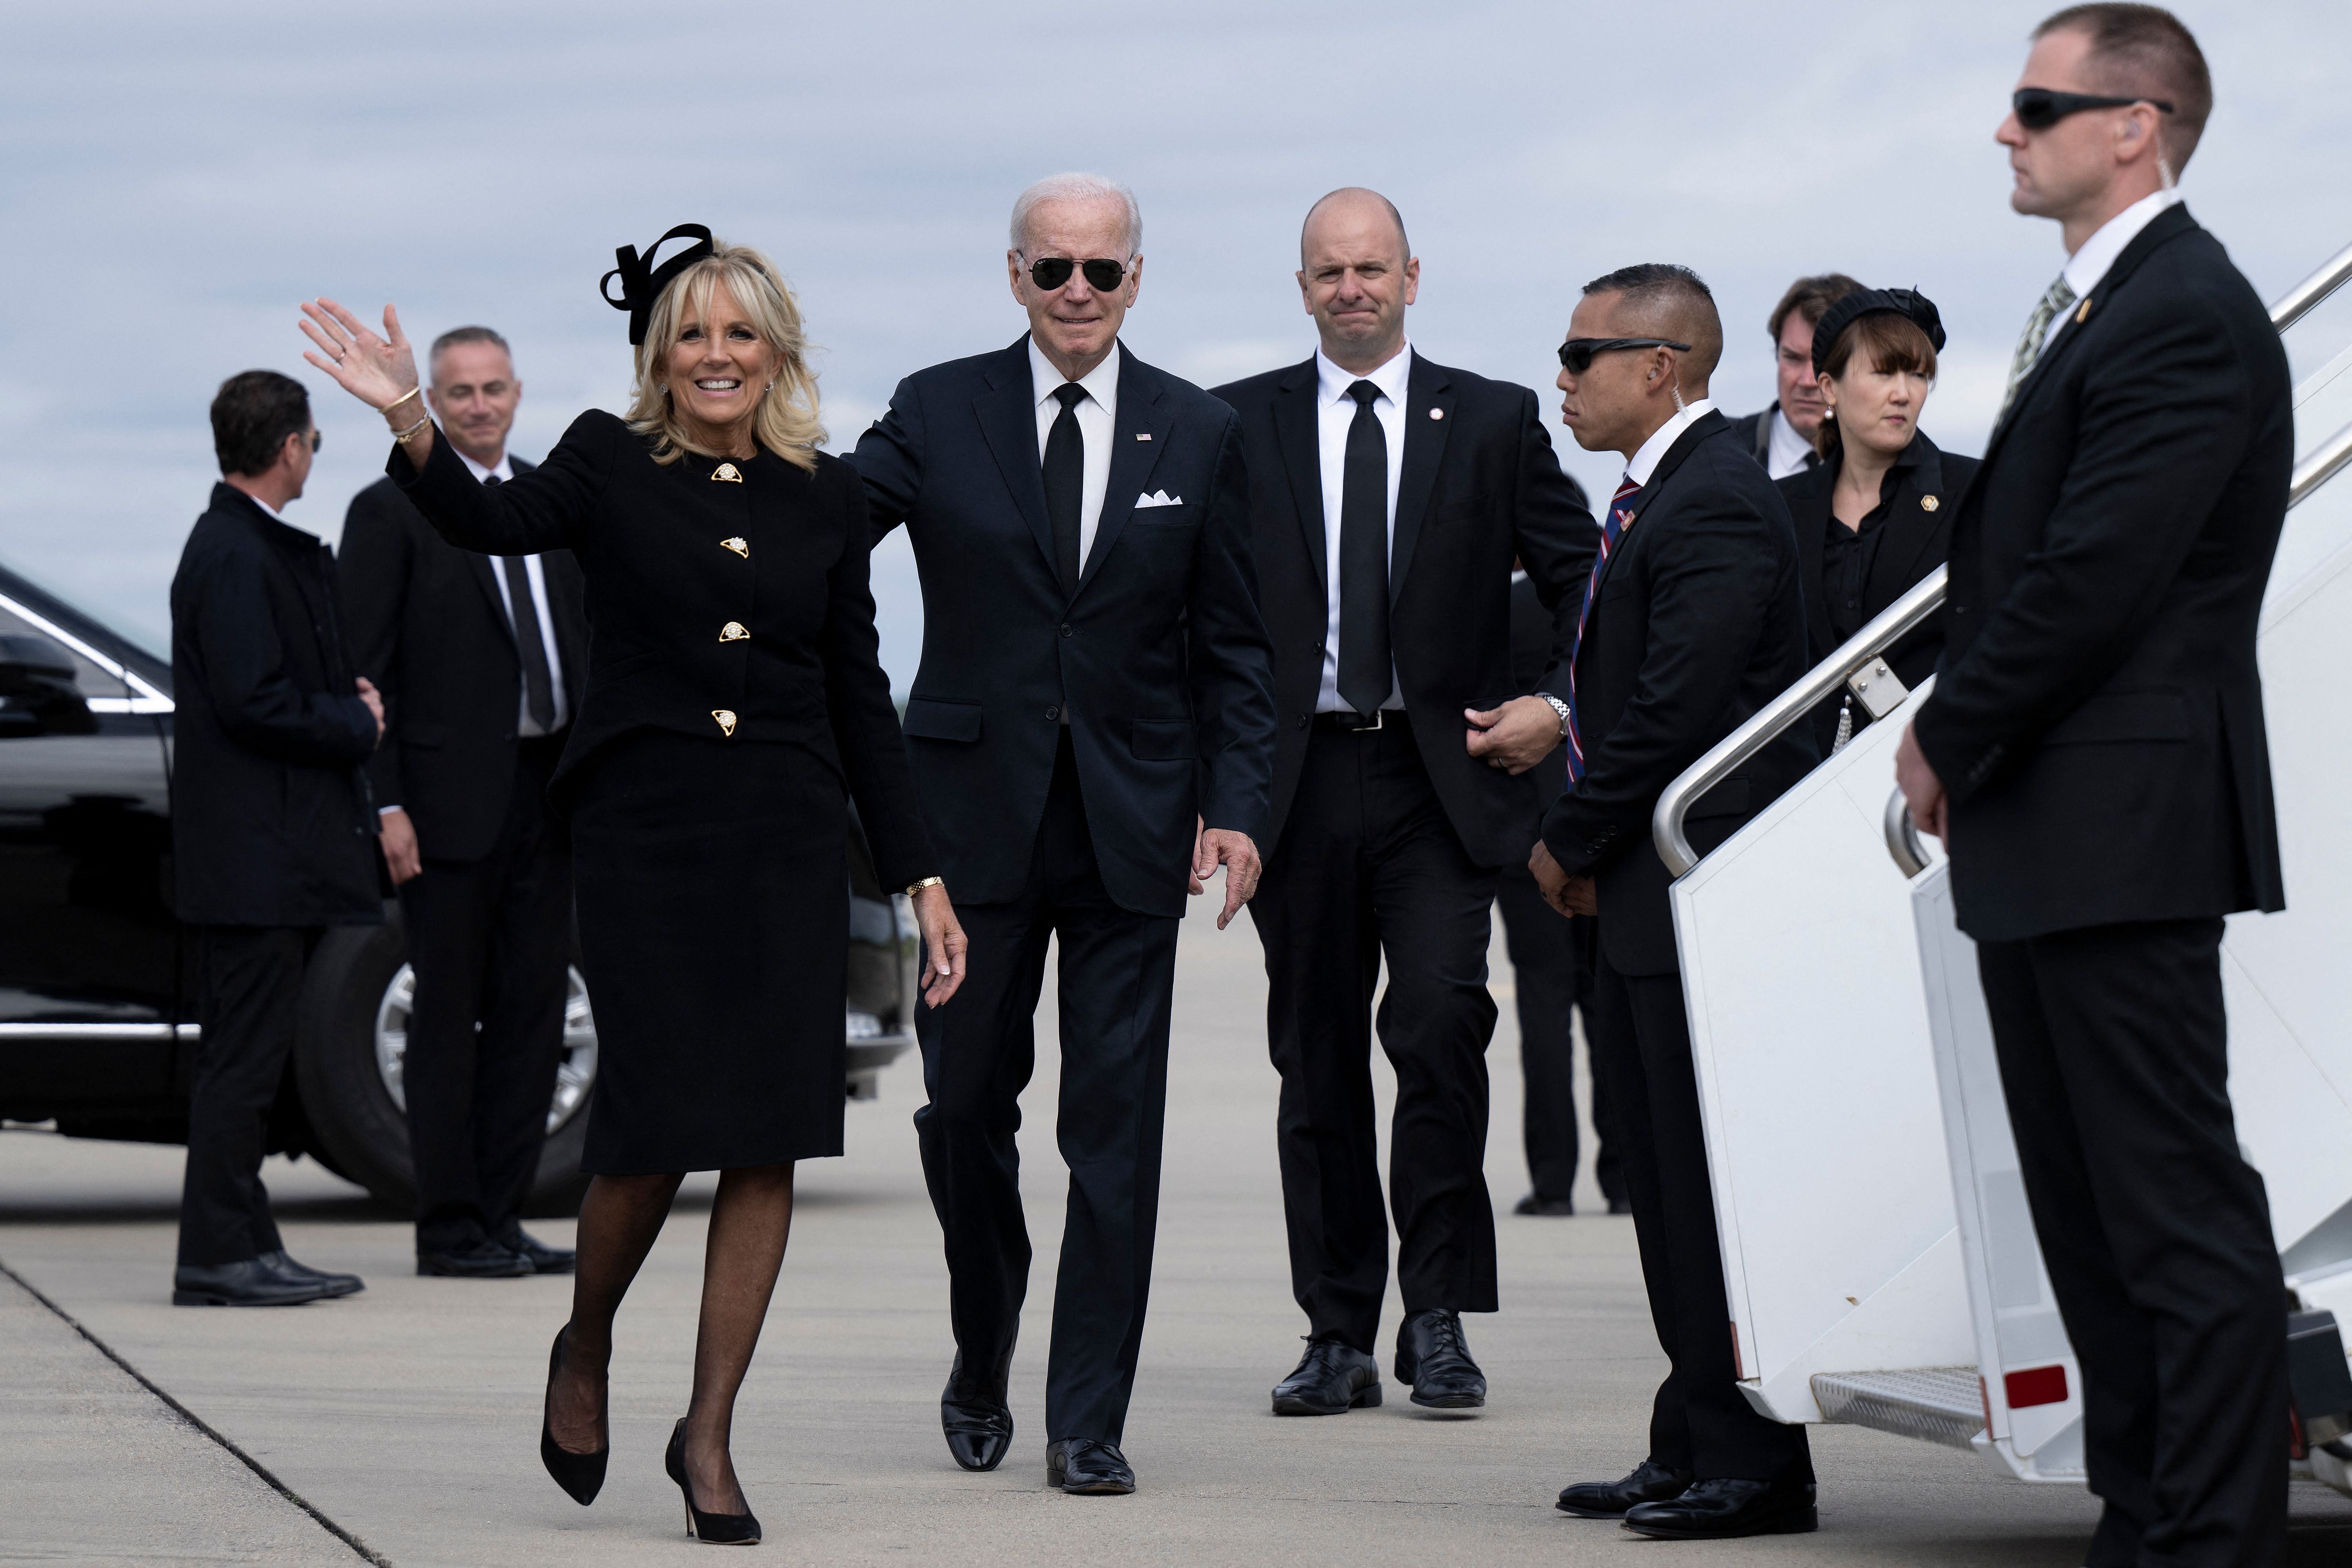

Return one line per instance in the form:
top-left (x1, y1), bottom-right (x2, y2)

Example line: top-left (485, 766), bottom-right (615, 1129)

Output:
top-left (902, 696), bottom-right (984, 742)
top-left (1129, 719), bottom-right (1194, 760)
top-left (2041, 688), bottom-right (2189, 746)
top-left (588, 648), bottom-right (660, 688)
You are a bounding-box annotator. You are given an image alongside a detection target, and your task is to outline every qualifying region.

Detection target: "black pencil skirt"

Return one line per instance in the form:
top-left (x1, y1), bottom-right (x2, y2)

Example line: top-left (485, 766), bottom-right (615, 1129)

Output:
top-left (567, 729), bottom-right (849, 1175)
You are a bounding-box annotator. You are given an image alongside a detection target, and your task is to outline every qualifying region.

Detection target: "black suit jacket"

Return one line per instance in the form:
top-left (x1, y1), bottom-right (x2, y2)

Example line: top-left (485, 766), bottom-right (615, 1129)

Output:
top-left (850, 337), bottom-right (1278, 918)
top-left (169, 485), bottom-right (382, 927)
top-left (1510, 572), bottom-right (1571, 808)
top-left (1913, 205), bottom-right (2290, 941)
top-left (340, 457), bottom-right (589, 863)
top-left (385, 411), bottom-right (934, 890)
top-left (1728, 403), bottom-right (1777, 469)
top-left (1539, 411), bottom-right (1818, 976)
top-left (1777, 432), bottom-right (1978, 754)
top-left (1209, 354), bottom-right (1597, 866)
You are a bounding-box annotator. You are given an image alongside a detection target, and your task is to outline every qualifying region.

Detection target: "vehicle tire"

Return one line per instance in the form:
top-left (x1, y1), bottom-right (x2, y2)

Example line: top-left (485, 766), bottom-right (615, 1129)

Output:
top-left (294, 903), bottom-right (595, 1217)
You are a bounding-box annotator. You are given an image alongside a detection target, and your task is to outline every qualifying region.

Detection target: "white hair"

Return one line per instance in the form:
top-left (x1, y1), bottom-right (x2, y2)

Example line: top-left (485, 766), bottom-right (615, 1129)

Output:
top-left (1009, 172), bottom-right (1142, 260)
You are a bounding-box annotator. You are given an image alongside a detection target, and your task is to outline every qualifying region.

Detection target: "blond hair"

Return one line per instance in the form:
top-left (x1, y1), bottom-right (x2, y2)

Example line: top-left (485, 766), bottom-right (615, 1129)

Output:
top-left (625, 240), bottom-right (825, 470)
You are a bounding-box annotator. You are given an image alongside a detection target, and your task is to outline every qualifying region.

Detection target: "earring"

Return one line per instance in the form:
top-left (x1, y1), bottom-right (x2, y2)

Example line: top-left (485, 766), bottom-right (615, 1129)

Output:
top-left (765, 381), bottom-right (774, 392)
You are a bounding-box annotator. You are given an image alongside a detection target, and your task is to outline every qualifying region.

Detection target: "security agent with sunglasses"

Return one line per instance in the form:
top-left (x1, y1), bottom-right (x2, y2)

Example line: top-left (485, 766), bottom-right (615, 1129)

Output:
top-left (1895, 10), bottom-right (2292, 1563)
top-left (1208, 188), bottom-right (1596, 1419)
top-left (1529, 266), bottom-right (1819, 1540)
top-left (850, 172), bottom-right (1276, 1497)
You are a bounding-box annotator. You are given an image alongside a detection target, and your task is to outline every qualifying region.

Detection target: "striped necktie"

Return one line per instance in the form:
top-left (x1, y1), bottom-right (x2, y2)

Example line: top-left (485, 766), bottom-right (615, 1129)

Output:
top-left (1564, 472), bottom-right (1640, 783)
top-left (1995, 275), bottom-right (2076, 423)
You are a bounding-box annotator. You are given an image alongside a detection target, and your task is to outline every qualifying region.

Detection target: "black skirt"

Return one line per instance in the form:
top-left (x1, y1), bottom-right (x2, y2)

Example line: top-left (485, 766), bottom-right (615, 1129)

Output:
top-left (568, 730), bottom-right (848, 1174)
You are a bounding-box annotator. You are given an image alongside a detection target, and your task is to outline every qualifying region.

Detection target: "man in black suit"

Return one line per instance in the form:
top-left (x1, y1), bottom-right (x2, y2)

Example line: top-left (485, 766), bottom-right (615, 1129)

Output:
top-left (1725, 274), bottom-right (1860, 479)
top-left (1896, 11), bottom-right (2289, 1562)
top-left (342, 327), bottom-right (588, 1280)
top-left (851, 172), bottom-right (1276, 1495)
top-left (170, 370), bottom-right (381, 1307)
top-left (1530, 265), bottom-right (1819, 1539)
top-left (1211, 188), bottom-right (1596, 1417)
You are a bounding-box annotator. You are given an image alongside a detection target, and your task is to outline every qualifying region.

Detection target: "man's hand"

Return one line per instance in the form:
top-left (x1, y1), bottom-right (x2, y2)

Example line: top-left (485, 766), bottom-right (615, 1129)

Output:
top-left (1465, 695), bottom-right (1563, 775)
top-left (356, 676), bottom-right (385, 744)
top-left (1195, 828), bottom-right (1262, 930)
top-left (913, 882), bottom-right (968, 1008)
top-left (378, 807), bottom-right (422, 885)
top-left (1187, 815), bottom-right (1206, 896)
top-left (1528, 839), bottom-right (1597, 917)
top-left (1894, 720), bottom-right (1948, 845)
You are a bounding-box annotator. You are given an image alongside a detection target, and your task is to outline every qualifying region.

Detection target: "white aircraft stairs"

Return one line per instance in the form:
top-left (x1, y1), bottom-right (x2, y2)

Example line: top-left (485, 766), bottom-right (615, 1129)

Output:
top-left (1655, 239), bottom-right (2352, 1496)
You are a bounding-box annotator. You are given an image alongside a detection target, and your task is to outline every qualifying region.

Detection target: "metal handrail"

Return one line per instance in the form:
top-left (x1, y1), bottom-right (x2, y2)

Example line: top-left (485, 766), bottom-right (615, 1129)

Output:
top-left (1651, 238), bottom-right (2352, 881)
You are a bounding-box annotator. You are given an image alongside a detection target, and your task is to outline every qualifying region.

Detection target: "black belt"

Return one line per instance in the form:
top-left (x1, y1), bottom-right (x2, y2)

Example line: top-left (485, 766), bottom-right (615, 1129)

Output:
top-left (1312, 708), bottom-right (1408, 733)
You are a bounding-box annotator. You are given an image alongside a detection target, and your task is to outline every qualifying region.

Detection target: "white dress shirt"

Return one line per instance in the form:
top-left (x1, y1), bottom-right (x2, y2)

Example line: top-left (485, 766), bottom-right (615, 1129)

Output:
top-left (459, 448), bottom-right (569, 740)
top-left (1314, 342), bottom-right (1412, 711)
top-left (2036, 187), bottom-right (2184, 366)
top-left (1626, 397), bottom-right (1718, 489)
top-left (1028, 336), bottom-right (1121, 570)
top-left (1764, 406), bottom-right (1815, 481)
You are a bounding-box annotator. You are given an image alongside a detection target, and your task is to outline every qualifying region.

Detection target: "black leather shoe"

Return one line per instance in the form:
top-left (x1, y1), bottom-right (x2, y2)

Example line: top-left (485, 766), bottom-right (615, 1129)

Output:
top-left (941, 1350), bottom-right (1014, 1472)
top-left (416, 1240), bottom-right (533, 1278)
top-left (1272, 1337), bottom-right (1382, 1416)
top-left (1046, 1438), bottom-right (1135, 1495)
top-left (172, 1259), bottom-right (325, 1307)
top-left (505, 1230), bottom-right (576, 1275)
top-left (666, 1417), bottom-right (760, 1543)
top-left (1513, 1192), bottom-right (1576, 1216)
top-left (1394, 1308), bottom-right (1486, 1409)
top-left (1555, 1458), bottom-right (1693, 1517)
top-left (1621, 1477), bottom-right (1817, 1539)
top-left (261, 1250), bottom-right (363, 1298)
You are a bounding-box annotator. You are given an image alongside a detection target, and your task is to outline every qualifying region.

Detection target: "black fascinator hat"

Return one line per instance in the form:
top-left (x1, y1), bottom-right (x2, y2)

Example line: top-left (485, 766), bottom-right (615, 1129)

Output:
top-left (600, 224), bottom-right (717, 345)
top-left (1811, 288), bottom-right (1946, 377)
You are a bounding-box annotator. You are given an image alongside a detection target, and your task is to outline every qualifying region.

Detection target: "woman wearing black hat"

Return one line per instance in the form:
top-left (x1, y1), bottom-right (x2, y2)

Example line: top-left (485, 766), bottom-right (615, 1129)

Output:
top-left (1775, 289), bottom-right (1979, 756)
top-left (300, 229), bottom-right (968, 1545)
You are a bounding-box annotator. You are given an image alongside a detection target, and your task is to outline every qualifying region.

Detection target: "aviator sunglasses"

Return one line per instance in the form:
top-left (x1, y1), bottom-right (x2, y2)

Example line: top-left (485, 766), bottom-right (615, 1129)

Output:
top-left (1557, 337), bottom-right (1691, 374)
top-left (2011, 87), bottom-right (2175, 130)
top-left (1026, 256), bottom-right (1129, 292)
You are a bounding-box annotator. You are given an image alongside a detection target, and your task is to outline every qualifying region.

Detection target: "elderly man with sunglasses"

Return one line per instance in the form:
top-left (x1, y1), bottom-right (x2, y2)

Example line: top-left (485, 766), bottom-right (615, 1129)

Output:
top-left (850, 172), bottom-right (1276, 1497)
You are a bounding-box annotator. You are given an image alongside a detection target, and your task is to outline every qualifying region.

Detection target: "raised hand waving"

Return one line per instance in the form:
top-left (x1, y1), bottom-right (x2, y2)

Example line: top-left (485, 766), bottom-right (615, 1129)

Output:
top-left (299, 298), bottom-right (421, 415)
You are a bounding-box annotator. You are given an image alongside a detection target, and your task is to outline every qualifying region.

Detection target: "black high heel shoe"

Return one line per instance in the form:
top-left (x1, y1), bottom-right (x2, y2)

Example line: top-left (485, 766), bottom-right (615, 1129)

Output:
top-left (539, 1325), bottom-right (609, 1505)
top-left (665, 1417), bottom-right (761, 1545)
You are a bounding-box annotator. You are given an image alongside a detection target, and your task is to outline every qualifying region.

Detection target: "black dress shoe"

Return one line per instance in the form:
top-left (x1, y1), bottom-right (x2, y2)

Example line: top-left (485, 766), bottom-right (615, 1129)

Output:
top-left (666, 1417), bottom-right (760, 1543)
top-left (941, 1350), bottom-right (1014, 1472)
top-left (540, 1325), bottom-right (608, 1506)
top-left (504, 1230), bottom-right (576, 1275)
top-left (1513, 1192), bottom-right (1576, 1216)
top-left (261, 1250), bottom-right (364, 1298)
top-left (1555, 1457), bottom-right (1693, 1517)
top-left (1621, 1477), bottom-right (1817, 1539)
top-left (1394, 1308), bottom-right (1486, 1409)
top-left (416, 1240), bottom-right (534, 1278)
top-left (1271, 1337), bottom-right (1381, 1416)
top-left (172, 1259), bottom-right (325, 1307)
top-left (1046, 1438), bottom-right (1135, 1495)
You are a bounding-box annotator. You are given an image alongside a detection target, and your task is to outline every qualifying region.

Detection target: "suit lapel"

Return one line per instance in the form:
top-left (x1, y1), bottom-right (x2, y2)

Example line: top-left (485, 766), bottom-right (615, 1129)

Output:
top-left (1785, 467), bottom-right (1835, 657)
top-left (1270, 358), bottom-right (1325, 590)
top-left (975, 337), bottom-right (1058, 581)
top-left (1388, 353), bottom-right (1454, 603)
top-left (1587, 409), bottom-right (1727, 603)
top-left (470, 553), bottom-right (516, 649)
top-left (1078, 345), bottom-right (1171, 596)
top-left (1869, 440), bottom-right (1949, 604)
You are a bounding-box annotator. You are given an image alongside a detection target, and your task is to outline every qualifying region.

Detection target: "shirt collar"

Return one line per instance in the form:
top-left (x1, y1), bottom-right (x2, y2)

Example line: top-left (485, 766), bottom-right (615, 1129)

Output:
top-left (2061, 187), bottom-right (2183, 299)
top-left (1625, 397), bottom-right (1717, 488)
top-left (1315, 341), bottom-right (1412, 409)
top-left (454, 446), bottom-right (514, 485)
top-left (1029, 336), bottom-right (1122, 411)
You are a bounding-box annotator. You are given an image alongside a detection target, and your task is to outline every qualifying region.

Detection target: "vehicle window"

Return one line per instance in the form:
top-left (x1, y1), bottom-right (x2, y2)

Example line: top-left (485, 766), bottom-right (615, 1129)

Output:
top-left (0, 597), bottom-right (134, 701)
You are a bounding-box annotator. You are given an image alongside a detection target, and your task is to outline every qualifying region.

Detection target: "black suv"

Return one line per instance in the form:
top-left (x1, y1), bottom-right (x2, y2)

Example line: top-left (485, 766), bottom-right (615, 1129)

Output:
top-left (0, 559), bottom-right (916, 1211)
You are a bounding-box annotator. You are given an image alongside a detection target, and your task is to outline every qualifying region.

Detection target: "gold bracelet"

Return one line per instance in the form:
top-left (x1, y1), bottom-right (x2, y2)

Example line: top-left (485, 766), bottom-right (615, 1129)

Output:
top-left (379, 385), bottom-right (422, 417)
top-left (392, 416), bottom-right (432, 446)
top-left (906, 876), bottom-right (944, 897)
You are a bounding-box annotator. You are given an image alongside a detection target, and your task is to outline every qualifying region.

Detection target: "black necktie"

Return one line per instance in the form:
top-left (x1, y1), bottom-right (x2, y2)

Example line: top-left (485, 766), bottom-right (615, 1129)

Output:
top-left (485, 478), bottom-right (557, 732)
top-left (1043, 383), bottom-right (1088, 596)
top-left (1337, 379), bottom-right (1392, 715)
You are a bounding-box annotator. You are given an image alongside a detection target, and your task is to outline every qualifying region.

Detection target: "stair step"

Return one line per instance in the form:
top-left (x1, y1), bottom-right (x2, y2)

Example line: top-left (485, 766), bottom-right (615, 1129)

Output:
top-left (1811, 1368), bottom-right (1984, 1451)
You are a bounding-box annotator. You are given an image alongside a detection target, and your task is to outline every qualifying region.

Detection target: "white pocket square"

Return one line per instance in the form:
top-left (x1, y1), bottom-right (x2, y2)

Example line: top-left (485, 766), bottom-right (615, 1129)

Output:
top-left (1134, 490), bottom-right (1183, 508)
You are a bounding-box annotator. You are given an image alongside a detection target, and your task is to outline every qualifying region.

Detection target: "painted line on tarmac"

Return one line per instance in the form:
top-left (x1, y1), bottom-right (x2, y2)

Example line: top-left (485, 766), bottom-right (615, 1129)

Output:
top-left (0, 1254), bottom-right (392, 1567)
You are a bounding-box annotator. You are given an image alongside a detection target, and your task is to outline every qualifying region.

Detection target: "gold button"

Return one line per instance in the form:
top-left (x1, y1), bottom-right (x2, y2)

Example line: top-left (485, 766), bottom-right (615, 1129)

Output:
top-left (711, 709), bottom-right (738, 736)
top-left (720, 537), bottom-right (749, 557)
top-left (1921, 495), bottom-right (1940, 512)
top-left (712, 462), bottom-right (744, 483)
top-left (719, 622), bottom-right (748, 642)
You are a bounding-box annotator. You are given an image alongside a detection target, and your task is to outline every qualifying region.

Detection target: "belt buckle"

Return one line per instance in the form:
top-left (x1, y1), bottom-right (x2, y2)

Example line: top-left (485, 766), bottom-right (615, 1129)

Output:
top-left (1362, 710), bottom-right (1384, 731)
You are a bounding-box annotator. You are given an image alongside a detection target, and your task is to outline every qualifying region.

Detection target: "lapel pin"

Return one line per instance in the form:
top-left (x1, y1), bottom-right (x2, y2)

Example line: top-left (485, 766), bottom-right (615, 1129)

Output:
top-left (1429, 408), bottom-right (1445, 420)
top-left (1135, 432), bottom-right (1151, 441)
top-left (1921, 495), bottom-right (1940, 512)
top-left (712, 462), bottom-right (743, 483)
top-left (2074, 297), bottom-right (2093, 324)
top-left (720, 536), bottom-right (749, 557)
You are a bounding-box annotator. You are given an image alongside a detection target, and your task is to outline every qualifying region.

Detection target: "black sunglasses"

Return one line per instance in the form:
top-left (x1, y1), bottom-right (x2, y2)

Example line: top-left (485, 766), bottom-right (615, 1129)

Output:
top-left (1557, 337), bottom-right (1692, 374)
top-left (1026, 256), bottom-right (1128, 292)
top-left (2011, 87), bottom-right (2175, 130)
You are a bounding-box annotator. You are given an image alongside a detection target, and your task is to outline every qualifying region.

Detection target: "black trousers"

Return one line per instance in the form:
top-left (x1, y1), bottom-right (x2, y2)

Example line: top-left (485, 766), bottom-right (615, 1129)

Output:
top-left (913, 730), bottom-right (1180, 1446)
top-left (177, 925), bottom-right (324, 1267)
top-left (397, 735), bottom-right (571, 1252)
top-left (1975, 919), bottom-right (2285, 1568)
top-left (1589, 950), bottom-right (1813, 1483)
top-left (1494, 878), bottom-right (1624, 1205)
top-left (1252, 719), bottom-right (1499, 1355)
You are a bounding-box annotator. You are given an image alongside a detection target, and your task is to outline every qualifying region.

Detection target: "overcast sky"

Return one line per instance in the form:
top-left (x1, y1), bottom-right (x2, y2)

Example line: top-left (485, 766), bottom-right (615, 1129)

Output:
top-left (4, 0), bottom-right (2348, 684)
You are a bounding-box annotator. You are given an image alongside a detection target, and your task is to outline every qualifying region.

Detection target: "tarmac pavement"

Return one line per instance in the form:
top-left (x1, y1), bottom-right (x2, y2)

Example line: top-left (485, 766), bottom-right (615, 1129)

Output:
top-left (4, 911), bottom-right (2347, 1566)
